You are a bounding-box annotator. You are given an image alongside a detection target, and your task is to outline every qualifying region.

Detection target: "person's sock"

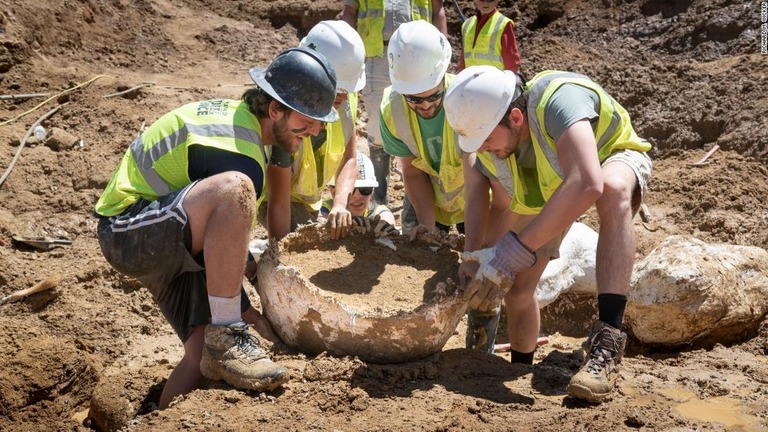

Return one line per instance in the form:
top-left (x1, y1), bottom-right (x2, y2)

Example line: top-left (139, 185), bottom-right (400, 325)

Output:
top-left (510, 349), bottom-right (535, 365)
top-left (209, 294), bottom-right (242, 326)
top-left (597, 293), bottom-right (627, 330)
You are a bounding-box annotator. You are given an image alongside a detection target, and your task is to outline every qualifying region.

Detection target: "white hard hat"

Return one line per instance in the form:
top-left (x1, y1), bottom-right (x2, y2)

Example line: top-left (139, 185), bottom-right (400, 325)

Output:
top-left (328, 153), bottom-right (379, 188)
top-left (444, 65), bottom-right (523, 153)
top-left (299, 20), bottom-right (366, 93)
top-left (387, 20), bottom-right (451, 95)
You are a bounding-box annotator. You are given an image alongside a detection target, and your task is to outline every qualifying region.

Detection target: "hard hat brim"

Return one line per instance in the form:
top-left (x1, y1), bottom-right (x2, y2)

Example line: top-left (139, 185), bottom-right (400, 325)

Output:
top-left (338, 69), bottom-right (366, 94)
top-left (249, 67), bottom-right (339, 123)
top-left (458, 134), bottom-right (487, 153)
top-left (354, 178), bottom-right (378, 188)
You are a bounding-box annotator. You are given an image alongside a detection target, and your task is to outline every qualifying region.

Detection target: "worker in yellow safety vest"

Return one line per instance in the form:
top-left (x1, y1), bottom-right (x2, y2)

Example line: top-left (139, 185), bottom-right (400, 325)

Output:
top-left (261, 20), bottom-right (367, 240)
top-left (94, 48), bottom-right (339, 409)
top-left (380, 20), bottom-right (466, 236)
top-left (444, 65), bottom-right (652, 403)
top-left (458, 0), bottom-right (520, 72)
top-left (342, 0), bottom-right (447, 206)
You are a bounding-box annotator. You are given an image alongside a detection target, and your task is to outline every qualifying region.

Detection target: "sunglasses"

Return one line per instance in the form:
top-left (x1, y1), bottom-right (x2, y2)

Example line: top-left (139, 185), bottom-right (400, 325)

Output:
top-left (354, 187), bottom-right (374, 196)
top-left (404, 88), bottom-right (445, 105)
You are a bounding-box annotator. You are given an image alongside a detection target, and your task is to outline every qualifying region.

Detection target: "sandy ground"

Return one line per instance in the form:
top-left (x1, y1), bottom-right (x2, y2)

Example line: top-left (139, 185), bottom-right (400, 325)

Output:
top-left (0, 0), bottom-right (767, 431)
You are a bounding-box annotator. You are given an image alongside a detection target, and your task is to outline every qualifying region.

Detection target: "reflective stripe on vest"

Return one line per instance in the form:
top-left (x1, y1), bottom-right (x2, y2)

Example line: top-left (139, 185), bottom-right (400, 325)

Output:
top-left (461, 11), bottom-right (511, 69)
top-left (289, 93), bottom-right (359, 209)
top-left (508, 71), bottom-right (651, 214)
top-left (474, 151), bottom-right (544, 216)
top-left (95, 100), bottom-right (266, 217)
top-left (357, 0), bottom-right (432, 57)
top-left (381, 75), bottom-right (465, 225)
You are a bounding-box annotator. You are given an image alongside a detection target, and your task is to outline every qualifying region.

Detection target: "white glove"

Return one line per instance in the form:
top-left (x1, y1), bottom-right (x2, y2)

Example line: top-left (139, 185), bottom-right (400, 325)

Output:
top-left (461, 248), bottom-right (505, 286)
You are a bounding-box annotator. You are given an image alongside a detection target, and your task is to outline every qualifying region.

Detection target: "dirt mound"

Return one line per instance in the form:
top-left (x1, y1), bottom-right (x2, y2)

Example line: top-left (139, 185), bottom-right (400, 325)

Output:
top-left (1, 0), bottom-right (767, 430)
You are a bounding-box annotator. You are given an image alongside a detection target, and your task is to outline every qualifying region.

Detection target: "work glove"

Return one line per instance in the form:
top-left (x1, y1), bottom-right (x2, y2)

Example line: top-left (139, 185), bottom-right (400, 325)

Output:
top-left (372, 215), bottom-right (399, 238)
top-left (461, 232), bottom-right (537, 311)
top-left (463, 278), bottom-right (505, 312)
top-left (352, 215), bottom-right (399, 238)
top-left (461, 247), bottom-right (505, 286)
top-left (488, 231), bottom-right (537, 280)
top-left (461, 247), bottom-right (507, 312)
top-left (351, 215), bottom-right (373, 234)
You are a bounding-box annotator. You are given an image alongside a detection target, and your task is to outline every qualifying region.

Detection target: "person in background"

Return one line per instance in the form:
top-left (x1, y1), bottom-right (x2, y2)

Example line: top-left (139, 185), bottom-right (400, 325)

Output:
top-left (320, 153), bottom-right (397, 236)
top-left (342, 0), bottom-right (447, 206)
top-left (94, 48), bottom-right (338, 409)
top-left (458, 0), bottom-right (520, 72)
top-left (262, 20), bottom-right (367, 240)
top-left (380, 20), bottom-right (465, 239)
top-left (444, 65), bottom-right (652, 403)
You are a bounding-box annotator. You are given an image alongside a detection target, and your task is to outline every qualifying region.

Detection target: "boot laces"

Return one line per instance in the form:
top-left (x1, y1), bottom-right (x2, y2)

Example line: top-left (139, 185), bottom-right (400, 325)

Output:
top-left (228, 324), bottom-right (268, 361)
top-left (585, 327), bottom-right (621, 375)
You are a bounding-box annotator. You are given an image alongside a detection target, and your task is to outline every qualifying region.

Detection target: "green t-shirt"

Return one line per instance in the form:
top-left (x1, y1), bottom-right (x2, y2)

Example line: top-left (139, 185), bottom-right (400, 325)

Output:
top-left (381, 107), bottom-right (446, 172)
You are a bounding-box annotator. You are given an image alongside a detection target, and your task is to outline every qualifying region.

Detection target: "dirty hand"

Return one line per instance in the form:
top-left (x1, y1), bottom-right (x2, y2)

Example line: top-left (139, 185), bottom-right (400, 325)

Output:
top-left (241, 306), bottom-right (281, 344)
top-left (372, 215), bottom-right (399, 238)
top-left (327, 205), bottom-right (353, 239)
top-left (487, 231), bottom-right (537, 281)
top-left (407, 224), bottom-right (433, 242)
top-left (463, 277), bottom-right (505, 312)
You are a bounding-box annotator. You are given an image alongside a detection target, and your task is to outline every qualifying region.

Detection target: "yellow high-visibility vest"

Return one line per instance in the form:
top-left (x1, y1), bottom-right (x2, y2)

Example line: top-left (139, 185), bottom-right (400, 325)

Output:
top-left (380, 74), bottom-right (465, 225)
top-left (461, 10), bottom-right (512, 69)
top-left (477, 71), bottom-right (651, 215)
top-left (96, 99), bottom-right (267, 218)
top-left (290, 93), bottom-right (359, 211)
top-left (357, 0), bottom-right (432, 57)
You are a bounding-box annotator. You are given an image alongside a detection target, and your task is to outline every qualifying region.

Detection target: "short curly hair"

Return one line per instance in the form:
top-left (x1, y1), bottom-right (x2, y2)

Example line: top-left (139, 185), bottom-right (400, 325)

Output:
top-left (241, 87), bottom-right (289, 118)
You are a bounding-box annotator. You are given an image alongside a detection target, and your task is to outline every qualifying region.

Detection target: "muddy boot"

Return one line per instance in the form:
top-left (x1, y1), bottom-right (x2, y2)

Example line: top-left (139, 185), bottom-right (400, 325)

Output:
top-left (566, 320), bottom-right (627, 403)
top-left (200, 322), bottom-right (288, 391)
top-left (465, 306), bottom-right (501, 353)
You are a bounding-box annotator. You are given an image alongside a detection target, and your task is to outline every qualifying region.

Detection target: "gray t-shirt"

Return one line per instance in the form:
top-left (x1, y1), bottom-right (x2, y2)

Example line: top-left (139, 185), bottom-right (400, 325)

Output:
top-left (476, 83), bottom-right (600, 179)
top-left (345, 0), bottom-right (415, 40)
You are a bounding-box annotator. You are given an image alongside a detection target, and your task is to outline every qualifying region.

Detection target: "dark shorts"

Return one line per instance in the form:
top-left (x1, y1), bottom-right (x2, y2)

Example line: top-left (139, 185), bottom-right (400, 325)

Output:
top-left (96, 182), bottom-right (251, 342)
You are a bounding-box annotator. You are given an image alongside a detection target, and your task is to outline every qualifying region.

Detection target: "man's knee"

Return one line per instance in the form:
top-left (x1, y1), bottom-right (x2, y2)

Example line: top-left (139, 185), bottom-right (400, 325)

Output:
top-left (206, 172), bottom-right (257, 217)
top-left (598, 174), bottom-right (635, 215)
top-left (504, 282), bottom-right (536, 307)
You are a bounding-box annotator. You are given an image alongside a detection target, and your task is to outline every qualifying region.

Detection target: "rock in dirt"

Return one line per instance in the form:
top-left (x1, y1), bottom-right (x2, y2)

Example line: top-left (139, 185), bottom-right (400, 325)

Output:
top-left (626, 235), bottom-right (768, 346)
top-left (44, 127), bottom-right (79, 151)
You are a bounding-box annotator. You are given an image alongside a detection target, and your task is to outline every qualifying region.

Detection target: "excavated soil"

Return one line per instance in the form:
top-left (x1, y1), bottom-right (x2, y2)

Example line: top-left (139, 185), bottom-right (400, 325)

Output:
top-left (280, 232), bottom-right (461, 315)
top-left (1, 0), bottom-right (767, 431)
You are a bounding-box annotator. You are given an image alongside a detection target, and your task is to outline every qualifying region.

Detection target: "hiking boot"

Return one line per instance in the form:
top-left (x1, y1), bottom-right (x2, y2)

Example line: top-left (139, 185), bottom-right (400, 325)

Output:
top-left (566, 320), bottom-right (627, 403)
top-left (465, 307), bottom-right (501, 353)
top-left (200, 322), bottom-right (288, 391)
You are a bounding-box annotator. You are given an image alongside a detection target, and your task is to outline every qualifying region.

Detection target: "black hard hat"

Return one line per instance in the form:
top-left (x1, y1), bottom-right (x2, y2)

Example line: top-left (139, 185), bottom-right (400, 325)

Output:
top-left (249, 47), bottom-right (339, 122)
